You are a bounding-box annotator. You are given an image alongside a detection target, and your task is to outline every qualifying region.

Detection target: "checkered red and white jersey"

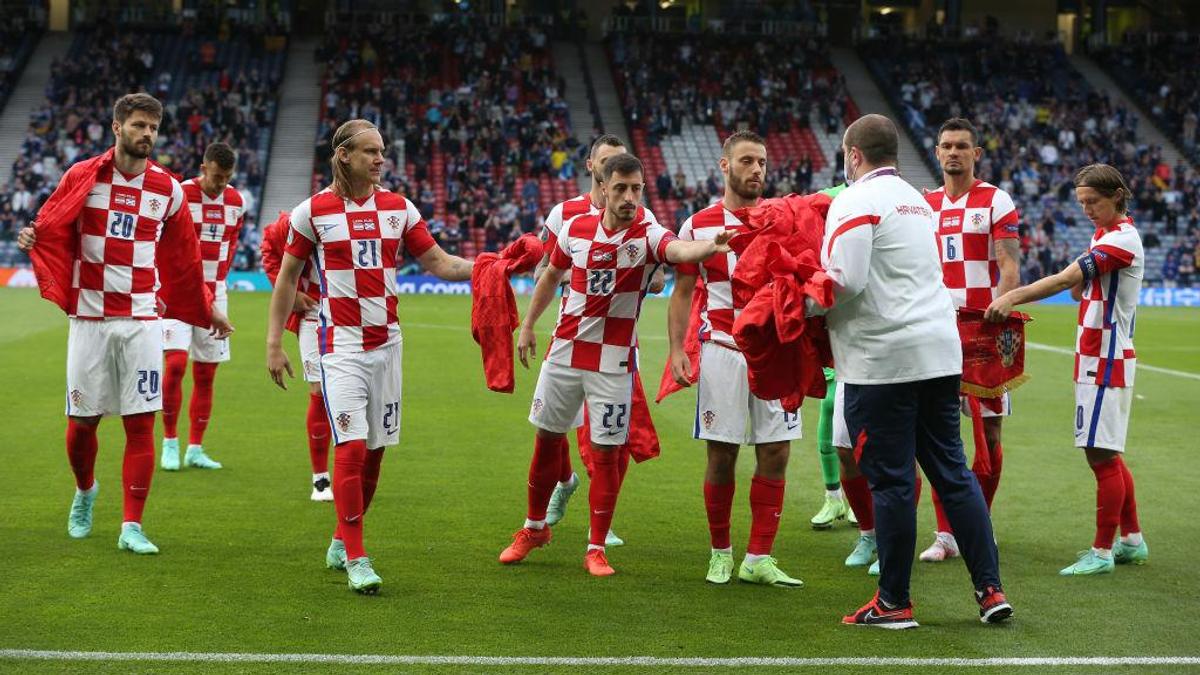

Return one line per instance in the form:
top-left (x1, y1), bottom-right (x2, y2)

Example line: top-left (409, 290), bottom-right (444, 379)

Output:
top-left (542, 194), bottom-right (599, 250)
top-left (182, 178), bottom-right (244, 302)
top-left (1075, 218), bottom-right (1143, 388)
top-left (924, 180), bottom-right (1019, 309)
top-left (285, 187), bottom-right (437, 354)
top-left (71, 163), bottom-right (185, 319)
top-left (546, 207), bottom-right (678, 373)
top-left (676, 203), bottom-right (746, 349)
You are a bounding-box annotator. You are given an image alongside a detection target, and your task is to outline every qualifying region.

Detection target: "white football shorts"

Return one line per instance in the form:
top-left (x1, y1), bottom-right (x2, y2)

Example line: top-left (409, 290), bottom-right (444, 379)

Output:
top-left (529, 360), bottom-right (633, 445)
top-left (319, 340), bottom-right (403, 449)
top-left (66, 318), bottom-right (164, 417)
top-left (1074, 383), bottom-right (1133, 453)
top-left (693, 342), bottom-right (801, 445)
top-left (161, 297), bottom-right (230, 363)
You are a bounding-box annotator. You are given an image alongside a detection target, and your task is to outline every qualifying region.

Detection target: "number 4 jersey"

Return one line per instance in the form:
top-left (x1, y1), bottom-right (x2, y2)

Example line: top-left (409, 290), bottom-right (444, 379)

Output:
top-left (546, 207), bottom-right (678, 373)
top-left (286, 187), bottom-right (436, 355)
top-left (181, 178), bottom-right (244, 303)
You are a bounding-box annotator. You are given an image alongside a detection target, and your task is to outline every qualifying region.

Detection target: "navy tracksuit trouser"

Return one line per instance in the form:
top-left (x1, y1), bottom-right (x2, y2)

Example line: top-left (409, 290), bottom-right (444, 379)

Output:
top-left (844, 374), bottom-right (1002, 606)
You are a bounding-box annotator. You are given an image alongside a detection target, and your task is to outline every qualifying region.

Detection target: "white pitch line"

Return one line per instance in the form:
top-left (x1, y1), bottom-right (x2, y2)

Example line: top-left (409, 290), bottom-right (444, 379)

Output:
top-left (2, 650), bottom-right (1199, 667)
top-left (1027, 342), bottom-right (1200, 382)
top-left (403, 323), bottom-right (1200, 382)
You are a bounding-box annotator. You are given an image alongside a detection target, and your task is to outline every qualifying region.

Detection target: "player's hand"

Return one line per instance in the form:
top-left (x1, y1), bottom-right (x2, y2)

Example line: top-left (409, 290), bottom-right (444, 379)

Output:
top-left (210, 310), bottom-right (235, 339)
top-left (669, 349), bottom-right (693, 387)
top-left (517, 324), bottom-right (536, 369)
top-left (267, 344), bottom-right (293, 390)
top-left (17, 226), bottom-right (36, 252)
top-left (712, 229), bottom-right (734, 254)
top-left (292, 294), bottom-right (318, 313)
top-left (647, 266), bottom-right (666, 294)
top-left (984, 295), bottom-right (1013, 323)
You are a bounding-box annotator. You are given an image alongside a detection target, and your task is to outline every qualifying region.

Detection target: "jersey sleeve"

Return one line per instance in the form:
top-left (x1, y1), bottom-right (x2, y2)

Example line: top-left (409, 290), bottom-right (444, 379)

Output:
top-left (166, 179), bottom-right (186, 219)
top-left (541, 203), bottom-right (565, 249)
top-left (821, 191), bottom-right (878, 306)
top-left (990, 189), bottom-right (1019, 239)
top-left (674, 216), bottom-right (700, 276)
top-left (647, 221), bottom-right (680, 264)
top-left (285, 200), bottom-right (316, 260)
top-left (1078, 238), bottom-right (1136, 283)
top-left (402, 199), bottom-right (437, 258)
top-left (548, 227), bottom-right (573, 270)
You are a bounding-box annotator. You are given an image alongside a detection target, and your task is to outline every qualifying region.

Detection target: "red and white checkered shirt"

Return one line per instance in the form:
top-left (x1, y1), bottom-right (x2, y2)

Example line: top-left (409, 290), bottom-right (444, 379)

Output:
top-left (285, 187), bottom-right (437, 354)
top-left (546, 207), bottom-right (678, 373)
top-left (1075, 218), bottom-right (1143, 388)
top-left (182, 178), bottom-right (244, 303)
top-left (542, 193), bottom-right (599, 250)
top-left (925, 180), bottom-right (1019, 309)
top-left (71, 162), bottom-right (185, 319)
top-left (676, 203), bottom-right (746, 349)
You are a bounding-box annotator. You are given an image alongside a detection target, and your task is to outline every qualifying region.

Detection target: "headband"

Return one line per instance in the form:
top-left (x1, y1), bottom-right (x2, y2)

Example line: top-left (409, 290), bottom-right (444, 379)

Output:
top-left (335, 127), bottom-right (376, 150)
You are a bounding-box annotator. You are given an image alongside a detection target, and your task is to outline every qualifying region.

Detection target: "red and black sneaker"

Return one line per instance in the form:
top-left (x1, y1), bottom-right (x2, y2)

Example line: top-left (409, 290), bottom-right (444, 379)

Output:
top-left (842, 591), bottom-right (919, 629)
top-left (976, 585), bottom-right (1013, 624)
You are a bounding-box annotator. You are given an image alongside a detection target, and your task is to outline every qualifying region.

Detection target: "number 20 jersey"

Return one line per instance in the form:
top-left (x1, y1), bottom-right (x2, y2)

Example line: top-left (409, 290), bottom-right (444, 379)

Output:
top-left (285, 187), bottom-right (436, 355)
top-left (546, 207), bottom-right (677, 373)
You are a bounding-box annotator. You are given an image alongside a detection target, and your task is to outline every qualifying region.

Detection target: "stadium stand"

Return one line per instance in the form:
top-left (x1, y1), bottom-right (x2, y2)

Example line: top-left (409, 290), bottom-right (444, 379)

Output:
top-left (0, 20), bottom-right (286, 270)
top-left (607, 29), bottom-right (857, 229)
top-left (0, 16), bottom-right (41, 117)
top-left (312, 14), bottom-right (580, 260)
top-left (861, 36), bottom-right (1200, 283)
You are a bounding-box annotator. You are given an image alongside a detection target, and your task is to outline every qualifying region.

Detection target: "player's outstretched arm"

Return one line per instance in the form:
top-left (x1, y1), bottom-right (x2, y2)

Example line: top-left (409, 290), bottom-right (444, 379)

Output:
top-left (995, 238), bottom-right (1021, 296)
top-left (266, 253), bottom-right (304, 389)
top-left (417, 244), bottom-right (474, 282)
top-left (985, 261), bottom-right (1084, 322)
top-left (664, 230), bottom-right (733, 264)
top-left (667, 272), bottom-right (697, 386)
top-left (517, 263), bottom-right (567, 368)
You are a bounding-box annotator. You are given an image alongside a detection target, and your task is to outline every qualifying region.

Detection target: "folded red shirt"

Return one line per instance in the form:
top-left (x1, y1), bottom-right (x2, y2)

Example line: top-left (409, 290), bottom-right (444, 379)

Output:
top-left (471, 234), bottom-right (543, 393)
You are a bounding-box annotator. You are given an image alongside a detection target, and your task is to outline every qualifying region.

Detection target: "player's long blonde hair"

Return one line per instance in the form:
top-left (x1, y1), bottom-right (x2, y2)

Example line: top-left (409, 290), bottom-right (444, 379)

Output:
top-left (331, 119), bottom-right (379, 199)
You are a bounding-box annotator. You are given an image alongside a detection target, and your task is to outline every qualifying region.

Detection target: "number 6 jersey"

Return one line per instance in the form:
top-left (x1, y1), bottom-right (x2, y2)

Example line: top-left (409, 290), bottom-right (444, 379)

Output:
top-left (546, 207), bottom-right (677, 373)
top-left (924, 180), bottom-right (1019, 310)
top-left (286, 187), bottom-right (436, 355)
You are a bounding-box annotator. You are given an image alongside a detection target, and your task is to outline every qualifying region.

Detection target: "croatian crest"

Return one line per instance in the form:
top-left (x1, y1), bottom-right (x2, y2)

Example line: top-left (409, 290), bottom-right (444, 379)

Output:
top-left (70, 389), bottom-right (83, 406)
top-left (388, 215), bottom-right (401, 232)
top-left (531, 398), bottom-right (544, 415)
top-left (336, 412), bottom-right (352, 432)
top-left (624, 242), bottom-right (640, 261)
top-left (971, 212), bottom-right (985, 227)
top-left (149, 198), bottom-right (162, 214)
top-left (702, 410), bottom-right (716, 430)
top-left (996, 327), bottom-right (1022, 368)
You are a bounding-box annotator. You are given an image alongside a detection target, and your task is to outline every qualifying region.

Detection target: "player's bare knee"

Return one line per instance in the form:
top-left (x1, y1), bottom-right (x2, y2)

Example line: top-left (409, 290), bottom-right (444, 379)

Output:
top-left (837, 446), bottom-right (860, 478)
top-left (69, 415), bottom-right (101, 428)
top-left (535, 427), bottom-right (566, 443)
top-left (705, 441), bottom-right (738, 482)
top-left (1084, 447), bottom-right (1120, 466)
top-left (983, 417), bottom-right (1003, 451)
top-left (754, 441), bottom-right (790, 477)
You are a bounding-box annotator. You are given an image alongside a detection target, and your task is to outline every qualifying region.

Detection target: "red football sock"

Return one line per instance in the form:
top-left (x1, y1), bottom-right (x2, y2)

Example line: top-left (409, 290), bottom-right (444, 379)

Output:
top-left (362, 448), bottom-right (384, 514)
top-left (841, 474), bottom-right (875, 532)
top-left (576, 422), bottom-right (595, 479)
top-left (306, 393), bottom-right (331, 474)
top-left (931, 488), bottom-right (953, 534)
top-left (526, 435), bottom-right (561, 522)
top-left (981, 442), bottom-right (1004, 509)
top-left (1090, 457), bottom-right (1125, 549)
top-left (187, 361), bottom-right (218, 445)
top-left (161, 350), bottom-right (188, 438)
top-left (1116, 457), bottom-right (1141, 536)
top-left (747, 476), bottom-right (785, 556)
top-left (616, 445), bottom-right (630, 488)
top-left (587, 449), bottom-right (621, 546)
top-left (333, 440), bottom-right (368, 560)
top-left (703, 480), bottom-right (736, 550)
top-left (121, 413), bottom-right (156, 523)
top-left (555, 435), bottom-right (573, 484)
top-left (66, 419), bottom-right (99, 491)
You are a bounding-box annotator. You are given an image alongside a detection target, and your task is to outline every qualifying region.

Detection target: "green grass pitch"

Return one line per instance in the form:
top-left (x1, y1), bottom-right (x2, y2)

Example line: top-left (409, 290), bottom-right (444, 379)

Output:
top-left (0, 288), bottom-right (1198, 673)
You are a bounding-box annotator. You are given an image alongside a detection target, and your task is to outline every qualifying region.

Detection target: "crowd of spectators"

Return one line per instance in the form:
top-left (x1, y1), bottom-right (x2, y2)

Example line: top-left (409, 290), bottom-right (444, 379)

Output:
top-left (0, 21), bottom-right (284, 272)
top-left (314, 14), bottom-right (579, 257)
top-left (0, 15), bottom-right (41, 113)
top-left (863, 35), bottom-right (1200, 283)
top-left (1094, 32), bottom-right (1200, 167)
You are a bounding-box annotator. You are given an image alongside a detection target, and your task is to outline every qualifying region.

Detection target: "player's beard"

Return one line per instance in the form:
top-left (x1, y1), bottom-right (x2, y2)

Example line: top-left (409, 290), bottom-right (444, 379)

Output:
top-left (119, 130), bottom-right (154, 160)
top-left (729, 172), bottom-right (762, 201)
top-left (942, 163), bottom-right (967, 177)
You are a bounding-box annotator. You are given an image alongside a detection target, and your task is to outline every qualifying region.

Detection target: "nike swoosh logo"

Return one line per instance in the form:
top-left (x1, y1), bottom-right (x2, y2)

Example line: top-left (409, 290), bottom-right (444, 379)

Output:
top-left (144, 395), bottom-right (161, 402)
top-left (786, 424), bottom-right (799, 430)
top-left (593, 510), bottom-right (610, 516)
